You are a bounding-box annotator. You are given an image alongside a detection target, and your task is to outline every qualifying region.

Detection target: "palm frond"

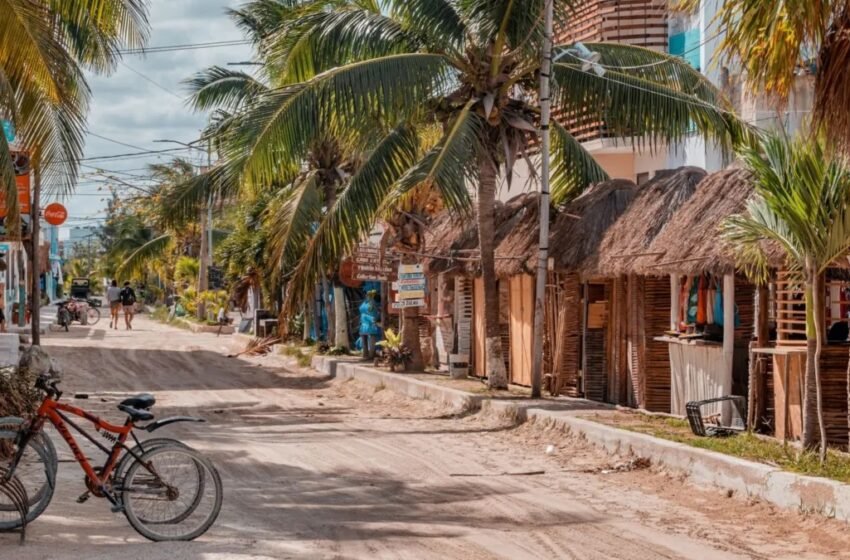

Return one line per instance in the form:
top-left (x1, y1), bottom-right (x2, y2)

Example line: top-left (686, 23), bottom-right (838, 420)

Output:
top-left (386, 0), bottom-right (466, 54)
top-left (159, 157), bottom-right (246, 227)
top-left (286, 123), bottom-right (419, 308)
top-left (224, 53), bottom-right (454, 188)
top-left (550, 121), bottom-right (609, 203)
top-left (267, 7), bottom-right (415, 83)
top-left (264, 171), bottom-right (324, 275)
top-left (384, 101), bottom-right (481, 212)
top-left (116, 233), bottom-right (173, 278)
top-left (46, 0), bottom-right (150, 73)
top-left (184, 66), bottom-right (269, 112)
top-left (552, 53), bottom-right (751, 155)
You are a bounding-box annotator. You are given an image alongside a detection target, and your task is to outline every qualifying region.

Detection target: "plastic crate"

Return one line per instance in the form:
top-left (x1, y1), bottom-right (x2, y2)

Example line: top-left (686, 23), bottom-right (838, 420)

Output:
top-left (685, 396), bottom-right (747, 437)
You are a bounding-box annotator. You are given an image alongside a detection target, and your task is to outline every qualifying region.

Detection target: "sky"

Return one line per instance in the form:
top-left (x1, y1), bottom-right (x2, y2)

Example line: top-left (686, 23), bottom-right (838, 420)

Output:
top-left (61, 0), bottom-right (252, 239)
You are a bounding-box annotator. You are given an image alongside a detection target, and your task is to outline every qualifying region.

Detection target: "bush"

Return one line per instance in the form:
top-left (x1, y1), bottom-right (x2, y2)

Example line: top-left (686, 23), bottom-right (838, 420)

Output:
top-left (0, 367), bottom-right (40, 418)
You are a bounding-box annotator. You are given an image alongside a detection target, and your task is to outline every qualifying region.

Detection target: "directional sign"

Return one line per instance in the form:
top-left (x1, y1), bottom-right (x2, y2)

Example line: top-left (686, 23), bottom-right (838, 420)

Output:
top-left (398, 263), bottom-right (423, 274)
top-left (392, 299), bottom-right (425, 309)
top-left (398, 290), bottom-right (425, 299)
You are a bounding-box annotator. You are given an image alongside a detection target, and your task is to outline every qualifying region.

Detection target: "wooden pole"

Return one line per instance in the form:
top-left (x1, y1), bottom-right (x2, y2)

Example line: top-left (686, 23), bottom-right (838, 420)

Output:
top-left (670, 274), bottom-right (681, 332)
top-left (30, 164), bottom-right (40, 345)
top-left (722, 274), bottom-right (735, 423)
top-left (530, 0), bottom-right (554, 398)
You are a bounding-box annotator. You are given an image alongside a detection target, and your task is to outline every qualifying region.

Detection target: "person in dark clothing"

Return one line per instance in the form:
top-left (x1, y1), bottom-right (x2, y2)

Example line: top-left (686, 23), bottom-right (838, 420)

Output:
top-left (119, 282), bottom-right (137, 330)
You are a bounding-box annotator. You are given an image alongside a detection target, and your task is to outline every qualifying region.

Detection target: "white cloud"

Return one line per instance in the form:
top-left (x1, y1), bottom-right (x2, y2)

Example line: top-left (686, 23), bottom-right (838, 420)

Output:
top-left (60, 0), bottom-right (253, 231)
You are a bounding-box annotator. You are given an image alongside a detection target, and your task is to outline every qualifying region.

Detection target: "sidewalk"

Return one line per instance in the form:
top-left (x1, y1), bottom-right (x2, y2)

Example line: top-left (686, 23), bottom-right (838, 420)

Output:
top-left (312, 355), bottom-right (850, 523)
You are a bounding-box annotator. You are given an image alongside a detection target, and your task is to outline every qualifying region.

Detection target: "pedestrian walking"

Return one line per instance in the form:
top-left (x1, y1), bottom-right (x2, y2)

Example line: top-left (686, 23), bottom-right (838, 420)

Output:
top-left (119, 282), bottom-right (137, 330)
top-left (107, 280), bottom-right (121, 329)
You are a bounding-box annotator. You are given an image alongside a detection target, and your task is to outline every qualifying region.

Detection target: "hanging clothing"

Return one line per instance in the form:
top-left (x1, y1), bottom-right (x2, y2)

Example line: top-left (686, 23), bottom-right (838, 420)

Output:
top-left (696, 275), bottom-right (708, 326)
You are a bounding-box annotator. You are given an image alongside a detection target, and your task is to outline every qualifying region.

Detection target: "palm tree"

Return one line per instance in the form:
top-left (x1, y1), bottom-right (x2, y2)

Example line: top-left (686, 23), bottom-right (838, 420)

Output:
top-left (112, 158), bottom-right (203, 283)
top-left (689, 0), bottom-right (850, 152)
top-left (0, 0), bottom-right (149, 220)
top-left (191, 0), bottom-right (746, 386)
top-left (723, 132), bottom-right (850, 461)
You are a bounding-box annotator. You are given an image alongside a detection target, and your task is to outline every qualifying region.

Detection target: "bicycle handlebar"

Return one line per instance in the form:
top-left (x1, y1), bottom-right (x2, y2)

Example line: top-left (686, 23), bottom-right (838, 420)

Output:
top-left (35, 374), bottom-right (63, 400)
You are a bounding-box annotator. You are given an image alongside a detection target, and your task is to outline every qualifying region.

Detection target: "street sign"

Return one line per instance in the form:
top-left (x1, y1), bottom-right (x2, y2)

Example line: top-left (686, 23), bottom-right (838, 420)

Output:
top-left (398, 264), bottom-right (423, 274)
top-left (392, 299), bottom-right (425, 309)
top-left (397, 289), bottom-right (425, 299)
top-left (43, 203), bottom-right (67, 226)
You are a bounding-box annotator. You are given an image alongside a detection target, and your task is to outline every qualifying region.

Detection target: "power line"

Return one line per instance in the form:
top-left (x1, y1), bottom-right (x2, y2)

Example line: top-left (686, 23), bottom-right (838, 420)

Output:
top-left (76, 146), bottom-right (191, 163)
top-left (119, 62), bottom-right (183, 99)
top-left (118, 39), bottom-right (251, 55)
top-left (85, 131), bottom-right (149, 152)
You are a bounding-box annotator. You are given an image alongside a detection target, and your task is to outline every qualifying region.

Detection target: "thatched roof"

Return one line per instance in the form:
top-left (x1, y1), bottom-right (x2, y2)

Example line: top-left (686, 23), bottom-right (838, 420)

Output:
top-left (423, 192), bottom-right (543, 278)
top-left (548, 179), bottom-right (638, 273)
top-left (593, 166), bottom-right (707, 277)
top-left (637, 168), bottom-right (755, 276)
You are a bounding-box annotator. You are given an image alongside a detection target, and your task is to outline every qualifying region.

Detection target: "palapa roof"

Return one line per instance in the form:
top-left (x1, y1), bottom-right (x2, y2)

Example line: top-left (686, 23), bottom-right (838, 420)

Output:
top-left (638, 168), bottom-right (755, 276)
top-left (593, 166), bottom-right (707, 277)
top-left (423, 192), bottom-right (543, 278)
top-left (548, 179), bottom-right (638, 274)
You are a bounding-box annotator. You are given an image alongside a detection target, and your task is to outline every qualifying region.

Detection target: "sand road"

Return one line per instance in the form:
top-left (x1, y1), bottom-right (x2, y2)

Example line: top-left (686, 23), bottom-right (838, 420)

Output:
top-left (3, 315), bottom-right (850, 559)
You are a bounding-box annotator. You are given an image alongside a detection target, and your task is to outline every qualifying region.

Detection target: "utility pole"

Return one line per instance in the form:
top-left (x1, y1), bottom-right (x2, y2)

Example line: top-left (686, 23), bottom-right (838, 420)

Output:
top-left (207, 138), bottom-right (213, 285)
top-left (531, 0), bottom-right (554, 398)
top-left (31, 163), bottom-right (41, 345)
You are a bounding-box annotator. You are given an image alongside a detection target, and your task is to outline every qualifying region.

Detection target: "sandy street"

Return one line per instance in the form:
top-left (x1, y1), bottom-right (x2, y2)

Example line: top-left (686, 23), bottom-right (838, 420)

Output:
top-left (1, 315), bottom-right (849, 559)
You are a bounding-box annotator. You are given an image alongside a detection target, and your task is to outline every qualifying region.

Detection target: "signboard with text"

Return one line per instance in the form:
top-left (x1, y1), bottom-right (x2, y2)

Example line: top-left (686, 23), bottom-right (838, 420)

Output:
top-left (0, 174), bottom-right (31, 218)
top-left (394, 262), bottom-right (426, 310)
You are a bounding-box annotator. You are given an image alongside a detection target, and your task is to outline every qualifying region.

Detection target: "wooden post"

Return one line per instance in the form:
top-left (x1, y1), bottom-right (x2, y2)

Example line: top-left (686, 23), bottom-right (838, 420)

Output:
top-left (670, 274), bottom-right (681, 332)
top-left (722, 274), bottom-right (735, 423)
top-left (31, 164), bottom-right (40, 345)
top-left (755, 284), bottom-right (770, 429)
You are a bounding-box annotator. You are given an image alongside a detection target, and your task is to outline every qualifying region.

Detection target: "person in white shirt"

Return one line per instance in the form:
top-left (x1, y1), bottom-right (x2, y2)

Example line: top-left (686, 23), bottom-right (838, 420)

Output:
top-left (106, 280), bottom-right (121, 330)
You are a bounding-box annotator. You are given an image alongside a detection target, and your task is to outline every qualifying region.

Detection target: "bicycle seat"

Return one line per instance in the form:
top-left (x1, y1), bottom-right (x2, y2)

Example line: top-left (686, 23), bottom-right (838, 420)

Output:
top-left (118, 404), bottom-right (154, 422)
top-left (119, 394), bottom-right (155, 410)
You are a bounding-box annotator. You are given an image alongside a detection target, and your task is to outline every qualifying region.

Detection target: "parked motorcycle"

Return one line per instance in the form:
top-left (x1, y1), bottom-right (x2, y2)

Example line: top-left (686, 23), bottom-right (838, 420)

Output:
top-left (55, 298), bottom-right (100, 330)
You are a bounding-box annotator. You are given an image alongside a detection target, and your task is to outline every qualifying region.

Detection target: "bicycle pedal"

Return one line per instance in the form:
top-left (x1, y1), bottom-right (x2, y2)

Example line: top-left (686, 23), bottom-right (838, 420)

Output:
top-left (76, 491), bottom-right (90, 504)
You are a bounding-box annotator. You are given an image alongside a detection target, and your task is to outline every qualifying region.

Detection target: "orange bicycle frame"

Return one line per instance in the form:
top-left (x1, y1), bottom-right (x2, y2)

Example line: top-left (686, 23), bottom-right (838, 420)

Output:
top-left (36, 397), bottom-right (133, 492)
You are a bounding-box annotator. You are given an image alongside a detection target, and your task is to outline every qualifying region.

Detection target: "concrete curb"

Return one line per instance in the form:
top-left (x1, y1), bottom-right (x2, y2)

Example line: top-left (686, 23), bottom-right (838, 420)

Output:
top-left (312, 355), bottom-right (483, 412)
top-left (313, 355), bottom-right (850, 522)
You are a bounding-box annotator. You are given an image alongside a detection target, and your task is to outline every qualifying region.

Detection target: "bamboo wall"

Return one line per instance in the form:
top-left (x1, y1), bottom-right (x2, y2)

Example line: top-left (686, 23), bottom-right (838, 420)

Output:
top-left (772, 346), bottom-right (849, 448)
top-left (545, 273), bottom-right (583, 396)
top-left (643, 276), bottom-right (673, 412)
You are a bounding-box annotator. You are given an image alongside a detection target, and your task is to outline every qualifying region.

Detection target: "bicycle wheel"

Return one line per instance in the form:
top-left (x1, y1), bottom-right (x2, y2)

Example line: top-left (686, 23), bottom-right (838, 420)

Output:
top-left (114, 437), bottom-right (191, 482)
top-left (0, 424), bottom-right (56, 530)
top-left (86, 307), bottom-right (101, 326)
top-left (122, 445), bottom-right (222, 541)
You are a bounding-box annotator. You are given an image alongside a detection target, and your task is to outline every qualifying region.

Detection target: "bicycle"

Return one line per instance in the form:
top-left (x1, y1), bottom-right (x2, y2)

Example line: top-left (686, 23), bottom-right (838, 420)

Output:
top-left (0, 373), bottom-right (223, 542)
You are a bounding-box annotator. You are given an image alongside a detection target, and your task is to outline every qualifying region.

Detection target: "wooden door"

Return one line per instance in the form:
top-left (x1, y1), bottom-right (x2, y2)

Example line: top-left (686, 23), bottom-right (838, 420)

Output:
top-left (509, 275), bottom-right (534, 386)
top-left (472, 277), bottom-right (486, 377)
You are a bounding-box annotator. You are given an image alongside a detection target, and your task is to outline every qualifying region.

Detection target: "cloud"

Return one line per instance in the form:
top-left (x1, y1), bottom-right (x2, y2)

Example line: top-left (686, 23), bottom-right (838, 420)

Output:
top-left (63, 0), bottom-right (253, 226)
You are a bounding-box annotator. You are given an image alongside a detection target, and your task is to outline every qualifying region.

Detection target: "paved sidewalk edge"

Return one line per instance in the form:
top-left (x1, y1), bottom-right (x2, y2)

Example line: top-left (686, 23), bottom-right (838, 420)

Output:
top-left (313, 355), bottom-right (850, 522)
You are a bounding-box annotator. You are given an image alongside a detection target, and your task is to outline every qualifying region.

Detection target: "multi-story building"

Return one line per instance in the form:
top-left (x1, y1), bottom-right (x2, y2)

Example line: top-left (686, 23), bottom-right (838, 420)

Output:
top-left (65, 225), bottom-right (102, 257)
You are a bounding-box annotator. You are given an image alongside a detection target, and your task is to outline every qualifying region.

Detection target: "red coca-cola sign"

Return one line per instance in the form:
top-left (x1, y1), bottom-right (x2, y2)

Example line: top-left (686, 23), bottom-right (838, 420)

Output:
top-left (43, 202), bottom-right (68, 226)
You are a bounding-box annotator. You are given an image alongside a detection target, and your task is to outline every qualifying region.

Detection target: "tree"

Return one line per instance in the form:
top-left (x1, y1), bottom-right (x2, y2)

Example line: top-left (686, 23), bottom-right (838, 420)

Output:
top-left (689, 0), bottom-right (850, 152)
top-left (199, 0), bottom-right (746, 386)
top-left (723, 132), bottom-right (850, 462)
top-left (0, 0), bottom-right (149, 223)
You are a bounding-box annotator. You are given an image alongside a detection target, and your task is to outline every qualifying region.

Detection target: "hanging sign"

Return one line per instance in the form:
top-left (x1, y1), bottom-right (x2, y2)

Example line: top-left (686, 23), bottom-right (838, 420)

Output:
top-left (1, 120), bottom-right (14, 143)
top-left (44, 203), bottom-right (68, 226)
top-left (392, 299), bottom-right (426, 309)
top-left (395, 261), bottom-right (426, 309)
top-left (0, 174), bottom-right (31, 218)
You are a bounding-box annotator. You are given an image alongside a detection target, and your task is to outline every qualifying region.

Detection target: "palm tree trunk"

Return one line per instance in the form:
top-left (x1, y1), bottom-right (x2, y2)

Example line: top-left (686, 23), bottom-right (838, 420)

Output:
top-left (400, 258), bottom-right (424, 372)
top-left (478, 152), bottom-right (508, 389)
top-left (333, 284), bottom-right (350, 348)
top-left (802, 268), bottom-right (825, 453)
top-left (812, 271), bottom-right (828, 461)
